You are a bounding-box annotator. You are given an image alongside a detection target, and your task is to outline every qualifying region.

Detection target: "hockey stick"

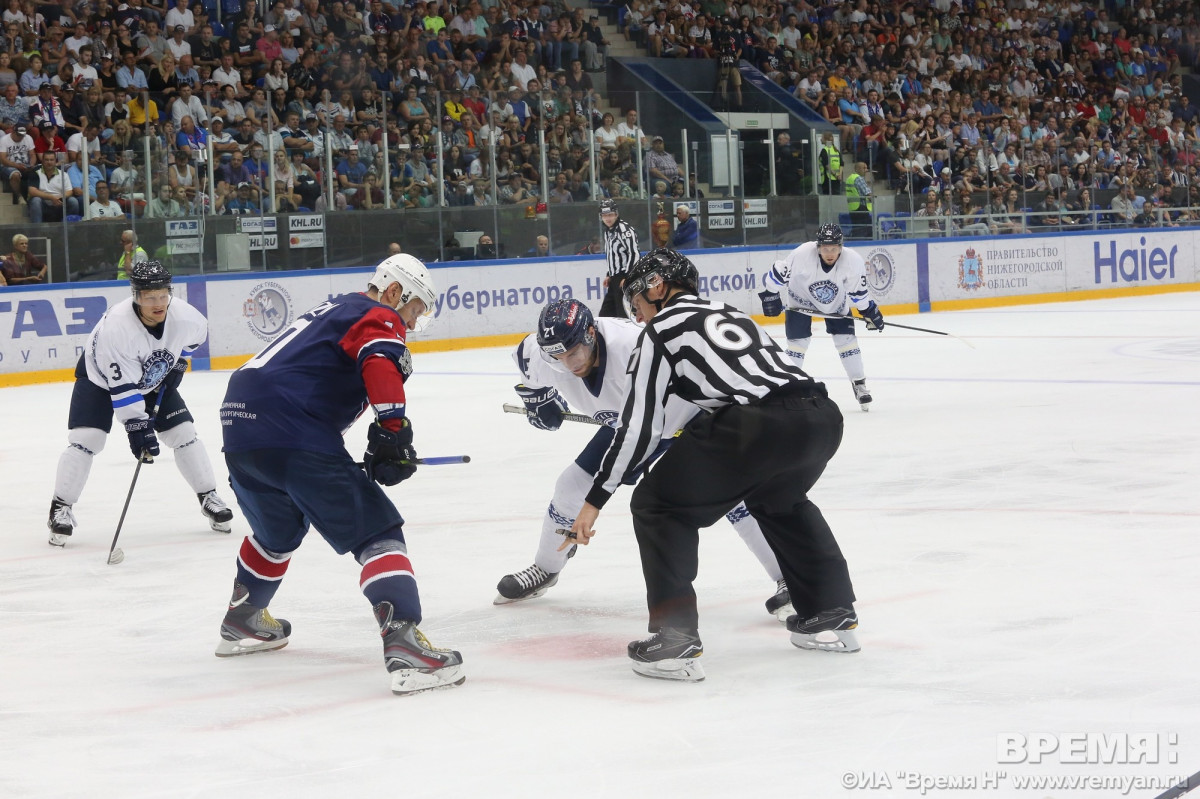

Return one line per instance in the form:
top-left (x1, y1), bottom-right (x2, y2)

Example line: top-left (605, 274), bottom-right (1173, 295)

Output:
top-left (502, 403), bottom-right (604, 426)
top-left (825, 313), bottom-right (976, 349)
top-left (106, 366), bottom-right (183, 566)
top-left (354, 456), bottom-right (472, 467)
top-left (1152, 768), bottom-right (1200, 799)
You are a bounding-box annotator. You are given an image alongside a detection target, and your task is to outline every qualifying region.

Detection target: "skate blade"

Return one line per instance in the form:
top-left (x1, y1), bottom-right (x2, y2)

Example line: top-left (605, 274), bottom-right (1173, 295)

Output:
top-left (214, 637), bottom-right (289, 657)
top-left (390, 665), bottom-right (466, 695)
top-left (208, 520), bottom-right (233, 534)
top-left (48, 534), bottom-right (68, 548)
top-left (492, 586), bottom-right (551, 605)
top-left (790, 628), bottom-right (860, 653)
top-left (771, 602), bottom-right (796, 623)
top-left (631, 658), bottom-right (706, 682)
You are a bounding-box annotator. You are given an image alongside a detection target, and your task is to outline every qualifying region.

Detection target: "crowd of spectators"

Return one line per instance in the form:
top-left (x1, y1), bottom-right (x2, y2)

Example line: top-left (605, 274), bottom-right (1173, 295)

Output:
top-left (0, 0), bottom-right (1195, 229)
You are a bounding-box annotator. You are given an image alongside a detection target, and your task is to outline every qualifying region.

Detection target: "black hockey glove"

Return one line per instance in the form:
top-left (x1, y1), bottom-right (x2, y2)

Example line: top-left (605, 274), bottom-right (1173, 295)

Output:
top-left (364, 419), bottom-right (418, 486)
top-left (758, 290), bottom-right (783, 318)
top-left (859, 302), bottom-right (885, 331)
top-left (124, 418), bottom-right (160, 462)
top-left (515, 384), bottom-right (568, 431)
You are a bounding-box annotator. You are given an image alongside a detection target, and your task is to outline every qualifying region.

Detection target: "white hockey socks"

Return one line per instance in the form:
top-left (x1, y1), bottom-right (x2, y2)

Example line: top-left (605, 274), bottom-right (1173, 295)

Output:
top-left (833, 334), bottom-right (866, 382)
top-left (785, 337), bottom-right (811, 370)
top-left (53, 427), bottom-right (107, 505)
top-left (725, 503), bottom-right (783, 582)
top-left (534, 462), bottom-right (594, 573)
top-left (159, 422), bottom-right (218, 494)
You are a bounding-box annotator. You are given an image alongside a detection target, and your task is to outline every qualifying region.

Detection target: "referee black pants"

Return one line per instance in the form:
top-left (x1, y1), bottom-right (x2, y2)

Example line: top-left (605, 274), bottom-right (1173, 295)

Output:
top-left (629, 385), bottom-right (856, 633)
top-left (598, 273), bottom-right (628, 318)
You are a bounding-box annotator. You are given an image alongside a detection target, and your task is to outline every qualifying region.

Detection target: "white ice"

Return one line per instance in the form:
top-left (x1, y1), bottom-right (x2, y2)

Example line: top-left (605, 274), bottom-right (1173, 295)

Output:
top-left (2, 292), bottom-right (1199, 799)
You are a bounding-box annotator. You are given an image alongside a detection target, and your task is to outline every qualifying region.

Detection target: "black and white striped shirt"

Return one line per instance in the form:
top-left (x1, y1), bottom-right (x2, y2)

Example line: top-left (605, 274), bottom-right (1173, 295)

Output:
top-left (603, 219), bottom-right (640, 277)
top-left (586, 293), bottom-right (814, 508)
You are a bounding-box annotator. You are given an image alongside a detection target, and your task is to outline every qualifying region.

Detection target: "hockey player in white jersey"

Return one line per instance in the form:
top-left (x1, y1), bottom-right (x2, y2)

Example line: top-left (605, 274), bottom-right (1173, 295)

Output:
top-left (498, 297), bottom-right (793, 619)
top-left (46, 261), bottom-right (234, 547)
top-left (758, 223), bottom-right (884, 410)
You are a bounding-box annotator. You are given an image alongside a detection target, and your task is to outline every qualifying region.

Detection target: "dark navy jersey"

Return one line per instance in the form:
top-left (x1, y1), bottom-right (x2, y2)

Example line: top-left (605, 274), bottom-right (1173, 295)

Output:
top-left (222, 292), bottom-right (412, 455)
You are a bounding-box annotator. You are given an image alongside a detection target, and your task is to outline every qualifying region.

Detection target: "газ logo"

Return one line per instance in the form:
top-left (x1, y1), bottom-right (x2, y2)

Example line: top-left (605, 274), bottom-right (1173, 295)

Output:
top-left (958, 248), bottom-right (983, 291)
top-left (243, 282), bottom-right (293, 341)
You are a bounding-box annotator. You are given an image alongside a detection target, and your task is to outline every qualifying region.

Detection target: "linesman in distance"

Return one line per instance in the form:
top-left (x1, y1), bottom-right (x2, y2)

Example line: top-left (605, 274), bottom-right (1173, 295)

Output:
top-left (570, 248), bottom-right (860, 682)
top-left (598, 198), bottom-right (639, 318)
top-left (215, 254), bottom-right (464, 696)
top-left (758, 223), bottom-right (884, 410)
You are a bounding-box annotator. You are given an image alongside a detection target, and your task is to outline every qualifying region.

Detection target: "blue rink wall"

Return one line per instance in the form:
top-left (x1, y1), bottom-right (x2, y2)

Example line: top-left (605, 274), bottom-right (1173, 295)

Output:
top-left (2, 228), bottom-right (1199, 386)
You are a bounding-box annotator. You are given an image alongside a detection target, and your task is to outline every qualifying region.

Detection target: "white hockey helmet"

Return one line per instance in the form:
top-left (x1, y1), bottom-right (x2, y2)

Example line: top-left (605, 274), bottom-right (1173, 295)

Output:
top-left (369, 253), bottom-right (437, 331)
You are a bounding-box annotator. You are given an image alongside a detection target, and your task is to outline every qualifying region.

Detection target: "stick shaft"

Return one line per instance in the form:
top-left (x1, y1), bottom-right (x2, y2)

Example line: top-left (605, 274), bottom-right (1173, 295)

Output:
top-left (107, 455), bottom-right (144, 562)
top-left (503, 403), bottom-right (604, 426)
top-left (824, 313), bottom-right (950, 336)
top-left (106, 381), bottom-right (173, 564)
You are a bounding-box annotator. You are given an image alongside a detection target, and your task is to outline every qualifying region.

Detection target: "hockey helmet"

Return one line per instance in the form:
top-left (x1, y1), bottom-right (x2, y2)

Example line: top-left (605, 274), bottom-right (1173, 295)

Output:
top-left (623, 248), bottom-right (699, 312)
top-left (816, 223), bottom-right (844, 246)
top-left (369, 253), bottom-right (438, 331)
top-left (598, 198), bottom-right (618, 218)
top-left (537, 298), bottom-right (595, 355)
top-left (129, 259), bottom-right (172, 293)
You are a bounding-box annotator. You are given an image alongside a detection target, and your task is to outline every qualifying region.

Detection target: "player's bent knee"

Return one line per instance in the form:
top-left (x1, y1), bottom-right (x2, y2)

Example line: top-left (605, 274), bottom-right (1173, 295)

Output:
top-left (158, 421), bottom-right (199, 449)
top-left (68, 426), bottom-right (107, 455)
top-left (354, 529), bottom-right (407, 564)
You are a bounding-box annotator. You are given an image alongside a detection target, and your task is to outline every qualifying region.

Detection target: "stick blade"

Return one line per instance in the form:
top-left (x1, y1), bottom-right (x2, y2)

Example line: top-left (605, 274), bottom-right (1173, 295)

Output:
top-left (106, 548), bottom-right (125, 565)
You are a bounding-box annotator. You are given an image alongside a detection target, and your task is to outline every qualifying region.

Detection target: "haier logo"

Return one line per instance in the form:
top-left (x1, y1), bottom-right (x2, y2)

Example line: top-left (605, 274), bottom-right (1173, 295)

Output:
top-left (1094, 238), bottom-right (1178, 284)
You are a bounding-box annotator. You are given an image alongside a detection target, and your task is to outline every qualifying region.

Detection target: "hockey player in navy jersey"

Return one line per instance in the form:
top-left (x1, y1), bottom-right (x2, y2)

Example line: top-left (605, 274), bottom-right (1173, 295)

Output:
top-left (758, 223), bottom-right (884, 410)
top-left (215, 254), bottom-right (464, 696)
top-left (46, 260), bottom-right (234, 548)
top-left (498, 297), bottom-right (794, 620)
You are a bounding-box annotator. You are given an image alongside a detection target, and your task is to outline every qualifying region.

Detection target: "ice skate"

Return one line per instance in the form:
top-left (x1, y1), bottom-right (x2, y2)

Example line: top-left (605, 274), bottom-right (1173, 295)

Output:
top-left (494, 563), bottom-right (559, 605)
top-left (628, 628), bottom-right (705, 682)
top-left (787, 607), bottom-right (860, 653)
top-left (198, 490), bottom-right (233, 533)
top-left (47, 498), bottom-right (76, 548)
top-left (374, 601), bottom-right (465, 695)
top-left (215, 583), bottom-right (291, 656)
top-left (765, 579), bottom-right (794, 622)
top-left (852, 379), bottom-right (872, 411)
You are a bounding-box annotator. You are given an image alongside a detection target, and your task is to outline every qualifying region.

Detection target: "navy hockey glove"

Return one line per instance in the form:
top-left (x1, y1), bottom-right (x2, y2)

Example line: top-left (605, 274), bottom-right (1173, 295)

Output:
top-left (758, 290), bottom-right (783, 318)
top-left (859, 302), bottom-right (885, 331)
top-left (515, 384), bottom-right (568, 431)
top-left (124, 418), bottom-right (160, 462)
top-left (364, 419), bottom-right (417, 486)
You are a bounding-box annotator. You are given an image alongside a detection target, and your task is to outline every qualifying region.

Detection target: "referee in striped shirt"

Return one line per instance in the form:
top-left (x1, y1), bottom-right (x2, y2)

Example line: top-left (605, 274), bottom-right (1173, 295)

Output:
top-left (598, 199), bottom-right (639, 318)
top-left (567, 248), bottom-right (859, 681)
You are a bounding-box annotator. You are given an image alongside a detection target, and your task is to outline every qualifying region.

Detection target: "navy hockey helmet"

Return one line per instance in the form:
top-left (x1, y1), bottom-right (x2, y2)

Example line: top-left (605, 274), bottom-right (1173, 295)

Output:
top-left (537, 298), bottom-right (595, 356)
top-left (816, 223), bottom-right (844, 246)
top-left (623, 248), bottom-right (700, 311)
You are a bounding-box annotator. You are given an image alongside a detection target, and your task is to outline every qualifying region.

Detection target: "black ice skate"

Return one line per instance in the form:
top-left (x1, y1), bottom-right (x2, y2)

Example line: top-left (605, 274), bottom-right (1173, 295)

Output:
top-left (374, 601), bottom-right (465, 695)
top-left (198, 490), bottom-right (234, 533)
top-left (765, 579), bottom-right (794, 622)
top-left (215, 582), bottom-right (291, 657)
top-left (628, 628), bottom-right (705, 682)
top-left (852, 379), bottom-right (872, 411)
top-left (787, 607), bottom-right (860, 653)
top-left (47, 498), bottom-right (76, 548)
top-left (494, 563), bottom-right (559, 605)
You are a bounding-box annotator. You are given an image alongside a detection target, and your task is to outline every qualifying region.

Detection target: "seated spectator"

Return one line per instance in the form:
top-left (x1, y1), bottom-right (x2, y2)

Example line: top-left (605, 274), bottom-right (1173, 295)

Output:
top-left (0, 234), bottom-right (47, 285)
top-left (0, 123), bottom-right (35, 199)
top-left (86, 180), bottom-right (126, 219)
top-left (1110, 185), bottom-right (1141, 226)
top-left (672, 205), bottom-right (699, 249)
top-left (223, 181), bottom-right (260, 215)
top-left (27, 151), bottom-right (79, 223)
top-left (645, 135), bottom-right (683, 192)
top-left (336, 145), bottom-right (370, 207)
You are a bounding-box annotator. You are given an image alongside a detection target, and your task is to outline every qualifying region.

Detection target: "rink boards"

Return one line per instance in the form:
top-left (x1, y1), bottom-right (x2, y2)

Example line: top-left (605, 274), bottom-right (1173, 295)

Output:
top-left (2, 228), bottom-right (1198, 385)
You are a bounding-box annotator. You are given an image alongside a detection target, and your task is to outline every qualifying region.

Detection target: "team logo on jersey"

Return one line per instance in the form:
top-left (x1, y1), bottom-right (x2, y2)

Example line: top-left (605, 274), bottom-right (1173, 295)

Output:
top-left (139, 349), bottom-right (175, 390)
top-left (243, 282), bottom-right (294, 341)
top-left (397, 348), bottom-right (413, 378)
top-left (865, 248), bottom-right (895, 296)
top-left (957, 248), bottom-right (984, 291)
top-left (807, 279), bottom-right (839, 306)
top-left (594, 410), bottom-right (620, 428)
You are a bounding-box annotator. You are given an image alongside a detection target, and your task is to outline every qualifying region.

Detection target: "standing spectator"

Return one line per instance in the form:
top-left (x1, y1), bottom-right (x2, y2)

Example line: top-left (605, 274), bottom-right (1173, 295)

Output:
top-left (27, 150), bottom-right (79, 223)
top-left (845, 161), bottom-right (873, 233)
top-left (0, 233), bottom-right (47, 285)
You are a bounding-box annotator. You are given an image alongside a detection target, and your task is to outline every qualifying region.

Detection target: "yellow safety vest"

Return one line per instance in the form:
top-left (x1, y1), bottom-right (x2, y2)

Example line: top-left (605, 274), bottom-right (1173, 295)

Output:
top-left (821, 144), bottom-right (842, 182)
top-left (117, 247), bottom-right (148, 279)
top-left (845, 177), bottom-right (872, 212)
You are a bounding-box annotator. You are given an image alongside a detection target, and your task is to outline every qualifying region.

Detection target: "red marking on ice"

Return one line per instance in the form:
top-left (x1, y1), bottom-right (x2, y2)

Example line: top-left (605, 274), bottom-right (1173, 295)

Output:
top-left (494, 633), bottom-right (631, 661)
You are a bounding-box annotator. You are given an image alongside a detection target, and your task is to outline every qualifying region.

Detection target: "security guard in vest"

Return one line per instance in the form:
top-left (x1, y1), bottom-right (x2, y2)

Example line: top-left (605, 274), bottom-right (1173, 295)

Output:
top-left (818, 132), bottom-right (842, 195)
top-left (116, 229), bottom-right (148, 279)
top-left (845, 161), bottom-right (873, 236)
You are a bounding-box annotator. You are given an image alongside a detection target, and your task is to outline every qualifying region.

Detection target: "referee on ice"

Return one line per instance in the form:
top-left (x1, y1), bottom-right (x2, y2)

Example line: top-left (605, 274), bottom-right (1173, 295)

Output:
top-left (569, 248), bottom-right (860, 682)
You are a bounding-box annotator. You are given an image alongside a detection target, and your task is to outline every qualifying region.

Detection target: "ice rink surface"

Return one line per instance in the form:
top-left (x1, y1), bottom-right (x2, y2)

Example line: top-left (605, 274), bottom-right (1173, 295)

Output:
top-left (2, 292), bottom-right (1199, 799)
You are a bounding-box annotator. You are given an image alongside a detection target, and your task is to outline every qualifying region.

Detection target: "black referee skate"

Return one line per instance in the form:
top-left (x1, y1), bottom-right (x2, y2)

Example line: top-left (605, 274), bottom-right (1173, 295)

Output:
top-left (765, 579), bottom-right (794, 622)
top-left (215, 583), bottom-right (291, 657)
top-left (374, 601), bottom-right (465, 695)
top-left (628, 628), bottom-right (705, 682)
top-left (47, 497), bottom-right (75, 548)
top-left (198, 490), bottom-right (234, 533)
top-left (852, 379), bottom-right (872, 411)
top-left (787, 607), bottom-right (860, 653)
